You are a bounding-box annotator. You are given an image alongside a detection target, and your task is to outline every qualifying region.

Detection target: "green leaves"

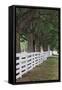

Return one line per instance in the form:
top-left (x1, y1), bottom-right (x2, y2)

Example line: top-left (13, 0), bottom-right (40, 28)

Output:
top-left (16, 8), bottom-right (59, 51)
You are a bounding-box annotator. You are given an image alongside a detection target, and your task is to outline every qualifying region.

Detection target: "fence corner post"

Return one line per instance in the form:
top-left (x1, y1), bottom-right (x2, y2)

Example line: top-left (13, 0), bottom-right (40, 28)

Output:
top-left (19, 54), bottom-right (22, 78)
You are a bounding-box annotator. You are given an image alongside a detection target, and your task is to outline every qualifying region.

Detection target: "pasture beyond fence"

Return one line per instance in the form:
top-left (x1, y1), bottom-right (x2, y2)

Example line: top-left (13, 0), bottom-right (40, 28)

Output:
top-left (16, 51), bottom-right (51, 79)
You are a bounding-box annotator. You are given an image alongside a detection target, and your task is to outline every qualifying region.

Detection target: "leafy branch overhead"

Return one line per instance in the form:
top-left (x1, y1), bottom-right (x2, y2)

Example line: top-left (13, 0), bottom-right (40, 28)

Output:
top-left (16, 8), bottom-right (59, 51)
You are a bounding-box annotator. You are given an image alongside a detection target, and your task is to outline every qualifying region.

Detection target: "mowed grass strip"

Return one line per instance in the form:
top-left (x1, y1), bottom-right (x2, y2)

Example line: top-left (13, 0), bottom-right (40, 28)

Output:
top-left (16, 56), bottom-right (59, 82)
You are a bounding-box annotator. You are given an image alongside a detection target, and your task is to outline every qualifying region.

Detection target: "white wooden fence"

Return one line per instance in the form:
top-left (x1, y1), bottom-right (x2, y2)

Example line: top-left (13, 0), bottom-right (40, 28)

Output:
top-left (16, 51), bottom-right (50, 79)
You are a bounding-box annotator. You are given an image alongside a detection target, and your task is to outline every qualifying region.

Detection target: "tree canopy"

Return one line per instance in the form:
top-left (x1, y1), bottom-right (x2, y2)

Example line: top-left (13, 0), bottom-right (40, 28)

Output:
top-left (16, 7), bottom-right (59, 52)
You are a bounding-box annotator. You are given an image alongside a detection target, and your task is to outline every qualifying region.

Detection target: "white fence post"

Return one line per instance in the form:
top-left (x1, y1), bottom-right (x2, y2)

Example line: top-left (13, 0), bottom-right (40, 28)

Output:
top-left (19, 54), bottom-right (22, 78)
top-left (16, 53), bottom-right (22, 79)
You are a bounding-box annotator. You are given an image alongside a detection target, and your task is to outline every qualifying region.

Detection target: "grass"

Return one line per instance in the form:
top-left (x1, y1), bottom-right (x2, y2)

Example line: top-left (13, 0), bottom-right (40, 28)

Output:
top-left (16, 56), bottom-right (59, 82)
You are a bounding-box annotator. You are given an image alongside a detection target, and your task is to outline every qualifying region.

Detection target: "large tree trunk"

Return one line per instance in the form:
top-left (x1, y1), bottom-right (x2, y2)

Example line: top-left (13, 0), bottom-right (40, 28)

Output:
top-left (27, 33), bottom-right (34, 52)
top-left (40, 45), bottom-right (43, 52)
top-left (35, 38), bottom-right (40, 52)
top-left (43, 42), bottom-right (48, 51)
top-left (33, 40), bottom-right (35, 52)
top-left (16, 32), bottom-right (21, 53)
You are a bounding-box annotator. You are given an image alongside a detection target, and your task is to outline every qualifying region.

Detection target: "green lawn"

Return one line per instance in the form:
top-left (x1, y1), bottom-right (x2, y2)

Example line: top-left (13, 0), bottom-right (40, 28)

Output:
top-left (16, 56), bottom-right (59, 82)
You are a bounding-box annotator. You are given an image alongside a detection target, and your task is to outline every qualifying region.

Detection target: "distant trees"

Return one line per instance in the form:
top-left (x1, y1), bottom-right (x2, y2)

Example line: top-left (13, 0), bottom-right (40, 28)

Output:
top-left (16, 8), bottom-right (59, 53)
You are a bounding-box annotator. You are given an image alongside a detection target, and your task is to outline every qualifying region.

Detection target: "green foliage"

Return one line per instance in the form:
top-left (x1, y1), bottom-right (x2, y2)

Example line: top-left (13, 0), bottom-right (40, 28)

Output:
top-left (16, 8), bottom-right (59, 51)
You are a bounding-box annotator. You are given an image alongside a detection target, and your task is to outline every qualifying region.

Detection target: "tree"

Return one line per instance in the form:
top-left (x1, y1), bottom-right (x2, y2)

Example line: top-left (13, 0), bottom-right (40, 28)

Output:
top-left (16, 8), bottom-right (59, 52)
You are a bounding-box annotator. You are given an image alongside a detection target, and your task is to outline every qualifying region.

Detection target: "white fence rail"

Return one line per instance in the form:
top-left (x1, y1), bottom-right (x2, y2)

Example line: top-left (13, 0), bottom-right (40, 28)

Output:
top-left (16, 51), bottom-right (50, 79)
